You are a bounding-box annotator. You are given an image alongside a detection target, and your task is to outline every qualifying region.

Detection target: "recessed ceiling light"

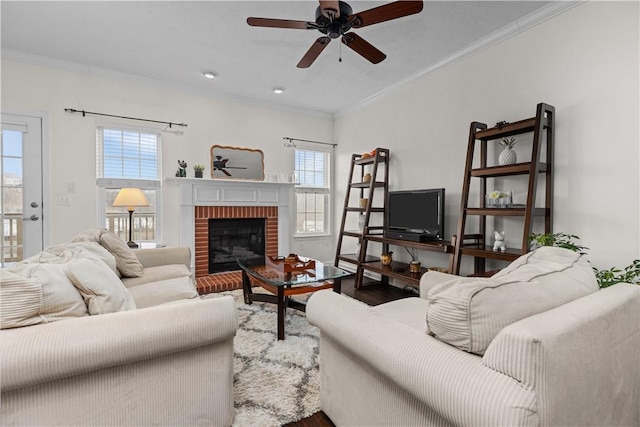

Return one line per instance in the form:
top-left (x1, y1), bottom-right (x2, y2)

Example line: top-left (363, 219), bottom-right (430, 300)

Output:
top-left (203, 71), bottom-right (217, 79)
top-left (273, 87), bottom-right (285, 94)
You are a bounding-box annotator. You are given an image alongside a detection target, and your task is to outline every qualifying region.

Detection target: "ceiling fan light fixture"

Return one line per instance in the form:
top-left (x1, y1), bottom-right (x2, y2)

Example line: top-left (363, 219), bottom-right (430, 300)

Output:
top-left (273, 87), bottom-right (285, 94)
top-left (203, 71), bottom-right (218, 79)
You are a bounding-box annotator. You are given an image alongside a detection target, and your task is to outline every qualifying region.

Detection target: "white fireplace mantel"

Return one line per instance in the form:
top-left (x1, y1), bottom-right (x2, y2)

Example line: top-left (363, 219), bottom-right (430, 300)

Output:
top-left (166, 177), bottom-right (296, 268)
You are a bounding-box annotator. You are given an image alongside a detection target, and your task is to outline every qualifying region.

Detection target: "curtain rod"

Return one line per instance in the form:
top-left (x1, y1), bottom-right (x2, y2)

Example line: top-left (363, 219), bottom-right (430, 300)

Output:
top-left (64, 108), bottom-right (188, 128)
top-left (283, 137), bottom-right (336, 148)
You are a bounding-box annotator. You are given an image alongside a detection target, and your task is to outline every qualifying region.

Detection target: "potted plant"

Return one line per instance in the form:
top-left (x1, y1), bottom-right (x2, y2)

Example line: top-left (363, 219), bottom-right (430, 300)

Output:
top-left (485, 190), bottom-right (512, 208)
top-left (498, 137), bottom-right (517, 165)
top-left (528, 232), bottom-right (640, 288)
top-left (193, 164), bottom-right (205, 178)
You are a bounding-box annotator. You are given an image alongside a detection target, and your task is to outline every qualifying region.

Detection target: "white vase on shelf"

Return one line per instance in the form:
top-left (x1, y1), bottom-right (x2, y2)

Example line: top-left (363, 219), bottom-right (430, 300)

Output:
top-left (499, 147), bottom-right (517, 165)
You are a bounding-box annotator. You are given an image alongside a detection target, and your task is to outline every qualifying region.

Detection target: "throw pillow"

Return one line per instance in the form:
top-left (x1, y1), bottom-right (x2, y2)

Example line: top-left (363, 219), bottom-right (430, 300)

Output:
top-left (71, 228), bottom-right (143, 277)
top-left (99, 231), bottom-right (144, 277)
top-left (0, 270), bottom-right (43, 329)
top-left (67, 257), bottom-right (136, 315)
top-left (45, 241), bottom-right (121, 278)
top-left (8, 259), bottom-right (89, 324)
top-left (425, 247), bottom-right (599, 355)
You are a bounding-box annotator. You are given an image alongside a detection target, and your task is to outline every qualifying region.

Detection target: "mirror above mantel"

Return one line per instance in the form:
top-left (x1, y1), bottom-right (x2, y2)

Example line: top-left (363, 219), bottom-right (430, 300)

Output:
top-left (210, 145), bottom-right (264, 180)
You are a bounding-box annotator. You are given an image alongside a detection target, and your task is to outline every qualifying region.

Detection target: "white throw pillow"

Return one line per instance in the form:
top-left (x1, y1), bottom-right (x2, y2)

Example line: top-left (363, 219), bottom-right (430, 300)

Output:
top-left (71, 228), bottom-right (144, 277)
top-left (66, 257), bottom-right (136, 314)
top-left (99, 231), bottom-right (144, 277)
top-left (426, 247), bottom-right (599, 355)
top-left (45, 241), bottom-right (120, 277)
top-left (8, 259), bottom-right (89, 324)
top-left (0, 270), bottom-right (43, 329)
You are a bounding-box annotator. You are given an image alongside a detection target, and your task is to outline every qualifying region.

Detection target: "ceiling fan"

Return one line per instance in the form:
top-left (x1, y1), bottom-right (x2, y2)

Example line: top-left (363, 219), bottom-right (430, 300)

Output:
top-left (213, 156), bottom-right (247, 177)
top-left (247, 1), bottom-right (423, 68)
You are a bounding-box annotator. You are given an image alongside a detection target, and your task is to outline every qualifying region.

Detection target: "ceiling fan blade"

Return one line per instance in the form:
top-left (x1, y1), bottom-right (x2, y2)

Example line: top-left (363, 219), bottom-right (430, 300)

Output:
top-left (350, 1), bottom-right (423, 28)
top-left (297, 37), bottom-right (331, 68)
top-left (342, 33), bottom-right (386, 64)
top-left (247, 17), bottom-right (313, 30)
top-left (319, 0), bottom-right (340, 18)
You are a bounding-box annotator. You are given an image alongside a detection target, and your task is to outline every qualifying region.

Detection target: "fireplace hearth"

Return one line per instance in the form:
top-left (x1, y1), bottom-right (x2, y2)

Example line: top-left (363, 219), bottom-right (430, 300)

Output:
top-left (208, 218), bottom-right (266, 274)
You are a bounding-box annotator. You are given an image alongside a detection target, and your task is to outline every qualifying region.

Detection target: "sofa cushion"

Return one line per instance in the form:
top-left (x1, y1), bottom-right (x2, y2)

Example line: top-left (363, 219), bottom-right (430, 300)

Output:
top-left (6, 257), bottom-right (89, 325)
top-left (126, 277), bottom-right (198, 308)
top-left (373, 297), bottom-right (428, 333)
top-left (45, 241), bottom-right (120, 278)
top-left (0, 270), bottom-right (43, 329)
top-left (425, 247), bottom-right (599, 355)
top-left (71, 228), bottom-right (143, 277)
top-left (67, 257), bottom-right (136, 315)
top-left (121, 264), bottom-right (192, 288)
top-left (99, 231), bottom-right (144, 277)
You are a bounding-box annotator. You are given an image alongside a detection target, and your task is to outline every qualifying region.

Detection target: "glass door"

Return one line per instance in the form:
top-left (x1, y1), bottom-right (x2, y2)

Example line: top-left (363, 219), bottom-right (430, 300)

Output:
top-left (1, 114), bottom-right (44, 266)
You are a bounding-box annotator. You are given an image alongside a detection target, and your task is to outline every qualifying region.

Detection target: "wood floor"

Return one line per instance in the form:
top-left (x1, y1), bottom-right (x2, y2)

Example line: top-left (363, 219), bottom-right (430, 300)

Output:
top-left (285, 277), bottom-right (417, 427)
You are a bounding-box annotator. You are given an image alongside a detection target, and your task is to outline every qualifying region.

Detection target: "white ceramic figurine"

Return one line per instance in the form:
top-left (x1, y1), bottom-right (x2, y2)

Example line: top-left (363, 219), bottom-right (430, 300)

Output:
top-left (493, 230), bottom-right (506, 252)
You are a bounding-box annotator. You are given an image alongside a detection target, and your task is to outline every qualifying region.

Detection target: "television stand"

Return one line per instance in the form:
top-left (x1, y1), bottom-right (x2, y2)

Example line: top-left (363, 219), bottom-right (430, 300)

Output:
top-left (359, 234), bottom-right (454, 288)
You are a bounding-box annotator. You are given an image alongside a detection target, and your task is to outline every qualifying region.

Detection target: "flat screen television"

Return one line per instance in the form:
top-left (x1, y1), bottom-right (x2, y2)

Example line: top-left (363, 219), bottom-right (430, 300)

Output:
top-left (385, 188), bottom-right (445, 242)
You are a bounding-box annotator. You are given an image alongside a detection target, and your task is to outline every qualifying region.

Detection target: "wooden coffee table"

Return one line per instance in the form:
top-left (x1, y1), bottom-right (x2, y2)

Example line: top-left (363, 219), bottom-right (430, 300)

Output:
top-left (238, 257), bottom-right (352, 340)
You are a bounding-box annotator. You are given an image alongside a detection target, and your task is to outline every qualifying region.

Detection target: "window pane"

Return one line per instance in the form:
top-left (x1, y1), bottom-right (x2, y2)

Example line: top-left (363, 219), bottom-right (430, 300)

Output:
top-left (98, 127), bottom-right (160, 243)
top-left (296, 192), bottom-right (326, 233)
top-left (100, 129), bottom-right (158, 180)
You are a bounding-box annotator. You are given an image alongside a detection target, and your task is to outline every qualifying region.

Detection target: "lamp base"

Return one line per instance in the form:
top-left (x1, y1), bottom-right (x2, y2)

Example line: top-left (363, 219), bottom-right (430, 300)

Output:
top-left (127, 241), bottom-right (139, 249)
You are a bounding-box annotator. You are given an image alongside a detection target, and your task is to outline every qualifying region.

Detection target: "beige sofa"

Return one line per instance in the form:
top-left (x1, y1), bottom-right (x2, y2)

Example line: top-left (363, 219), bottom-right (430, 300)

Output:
top-left (307, 247), bottom-right (640, 426)
top-left (1, 231), bottom-right (238, 427)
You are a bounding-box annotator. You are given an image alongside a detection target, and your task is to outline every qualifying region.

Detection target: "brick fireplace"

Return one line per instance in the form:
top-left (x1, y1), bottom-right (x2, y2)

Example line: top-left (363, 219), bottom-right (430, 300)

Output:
top-left (169, 178), bottom-right (294, 294)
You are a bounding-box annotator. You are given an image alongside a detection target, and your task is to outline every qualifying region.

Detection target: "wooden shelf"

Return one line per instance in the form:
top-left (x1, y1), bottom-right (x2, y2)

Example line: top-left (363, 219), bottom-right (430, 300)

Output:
top-left (474, 116), bottom-right (549, 140)
top-left (361, 261), bottom-right (424, 286)
top-left (350, 181), bottom-right (386, 189)
top-left (337, 253), bottom-right (379, 265)
top-left (452, 103), bottom-right (555, 275)
top-left (465, 207), bottom-right (549, 216)
top-left (470, 162), bottom-right (548, 178)
top-left (365, 235), bottom-right (452, 253)
top-left (345, 207), bottom-right (385, 213)
top-left (460, 246), bottom-right (522, 262)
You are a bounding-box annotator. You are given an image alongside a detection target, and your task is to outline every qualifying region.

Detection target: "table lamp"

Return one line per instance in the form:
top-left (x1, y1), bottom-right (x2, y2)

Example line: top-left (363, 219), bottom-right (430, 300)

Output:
top-left (112, 188), bottom-right (150, 248)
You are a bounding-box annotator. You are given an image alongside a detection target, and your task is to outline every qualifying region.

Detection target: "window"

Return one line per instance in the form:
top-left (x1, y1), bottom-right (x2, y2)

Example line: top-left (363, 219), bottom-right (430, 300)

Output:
top-left (96, 127), bottom-right (161, 243)
top-left (294, 148), bottom-right (330, 235)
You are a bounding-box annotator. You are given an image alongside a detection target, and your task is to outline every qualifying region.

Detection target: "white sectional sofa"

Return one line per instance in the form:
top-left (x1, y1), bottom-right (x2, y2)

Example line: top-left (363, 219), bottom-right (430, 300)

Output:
top-left (1, 229), bottom-right (238, 426)
top-left (307, 247), bottom-right (640, 426)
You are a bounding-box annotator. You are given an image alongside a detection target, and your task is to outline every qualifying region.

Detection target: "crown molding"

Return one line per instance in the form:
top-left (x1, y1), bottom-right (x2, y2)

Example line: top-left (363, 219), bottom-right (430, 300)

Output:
top-left (0, 49), bottom-right (334, 120)
top-left (335, 1), bottom-right (584, 118)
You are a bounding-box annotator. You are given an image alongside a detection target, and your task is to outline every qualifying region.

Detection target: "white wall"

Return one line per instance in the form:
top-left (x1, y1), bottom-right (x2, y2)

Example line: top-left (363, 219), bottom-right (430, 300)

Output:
top-left (1, 60), bottom-right (334, 259)
top-left (3, 2), bottom-right (638, 272)
top-left (333, 1), bottom-right (639, 274)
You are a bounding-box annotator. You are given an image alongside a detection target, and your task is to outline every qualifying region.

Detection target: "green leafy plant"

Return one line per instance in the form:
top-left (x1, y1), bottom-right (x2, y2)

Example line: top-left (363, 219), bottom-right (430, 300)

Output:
top-left (193, 164), bottom-right (205, 171)
top-left (594, 260), bottom-right (640, 288)
top-left (528, 232), bottom-right (640, 288)
top-left (528, 232), bottom-right (589, 254)
top-left (498, 137), bottom-right (517, 149)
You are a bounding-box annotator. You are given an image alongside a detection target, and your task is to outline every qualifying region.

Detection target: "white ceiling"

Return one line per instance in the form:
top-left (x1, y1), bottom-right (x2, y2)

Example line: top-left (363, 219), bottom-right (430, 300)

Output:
top-left (1, 1), bottom-right (573, 115)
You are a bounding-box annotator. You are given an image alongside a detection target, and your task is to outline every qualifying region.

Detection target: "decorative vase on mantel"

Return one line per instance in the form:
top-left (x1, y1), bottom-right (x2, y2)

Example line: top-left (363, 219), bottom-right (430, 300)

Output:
top-left (498, 137), bottom-right (517, 166)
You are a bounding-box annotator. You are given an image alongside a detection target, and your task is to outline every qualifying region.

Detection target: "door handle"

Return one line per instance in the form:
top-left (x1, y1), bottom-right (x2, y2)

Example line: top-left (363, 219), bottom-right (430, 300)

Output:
top-left (23, 214), bottom-right (39, 221)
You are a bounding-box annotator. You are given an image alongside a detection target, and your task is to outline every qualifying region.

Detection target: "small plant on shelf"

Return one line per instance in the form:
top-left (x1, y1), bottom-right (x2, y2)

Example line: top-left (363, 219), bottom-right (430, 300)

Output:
top-left (193, 164), bottom-right (205, 178)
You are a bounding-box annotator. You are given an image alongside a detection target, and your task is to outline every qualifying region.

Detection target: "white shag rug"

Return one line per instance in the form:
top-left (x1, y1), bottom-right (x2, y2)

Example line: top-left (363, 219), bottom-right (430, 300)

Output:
top-left (205, 289), bottom-right (320, 427)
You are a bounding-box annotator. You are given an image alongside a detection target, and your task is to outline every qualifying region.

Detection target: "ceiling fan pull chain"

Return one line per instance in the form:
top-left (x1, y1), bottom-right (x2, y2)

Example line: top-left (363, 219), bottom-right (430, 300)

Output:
top-left (339, 39), bottom-right (342, 63)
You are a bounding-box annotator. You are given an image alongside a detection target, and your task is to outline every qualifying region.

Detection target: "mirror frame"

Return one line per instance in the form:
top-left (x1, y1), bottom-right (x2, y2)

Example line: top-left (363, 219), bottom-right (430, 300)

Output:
top-left (209, 145), bottom-right (265, 181)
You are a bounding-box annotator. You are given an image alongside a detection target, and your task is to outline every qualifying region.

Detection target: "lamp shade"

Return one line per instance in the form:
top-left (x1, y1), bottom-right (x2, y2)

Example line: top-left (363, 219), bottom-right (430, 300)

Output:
top-left (112, 188), bottom-right (150, 210)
